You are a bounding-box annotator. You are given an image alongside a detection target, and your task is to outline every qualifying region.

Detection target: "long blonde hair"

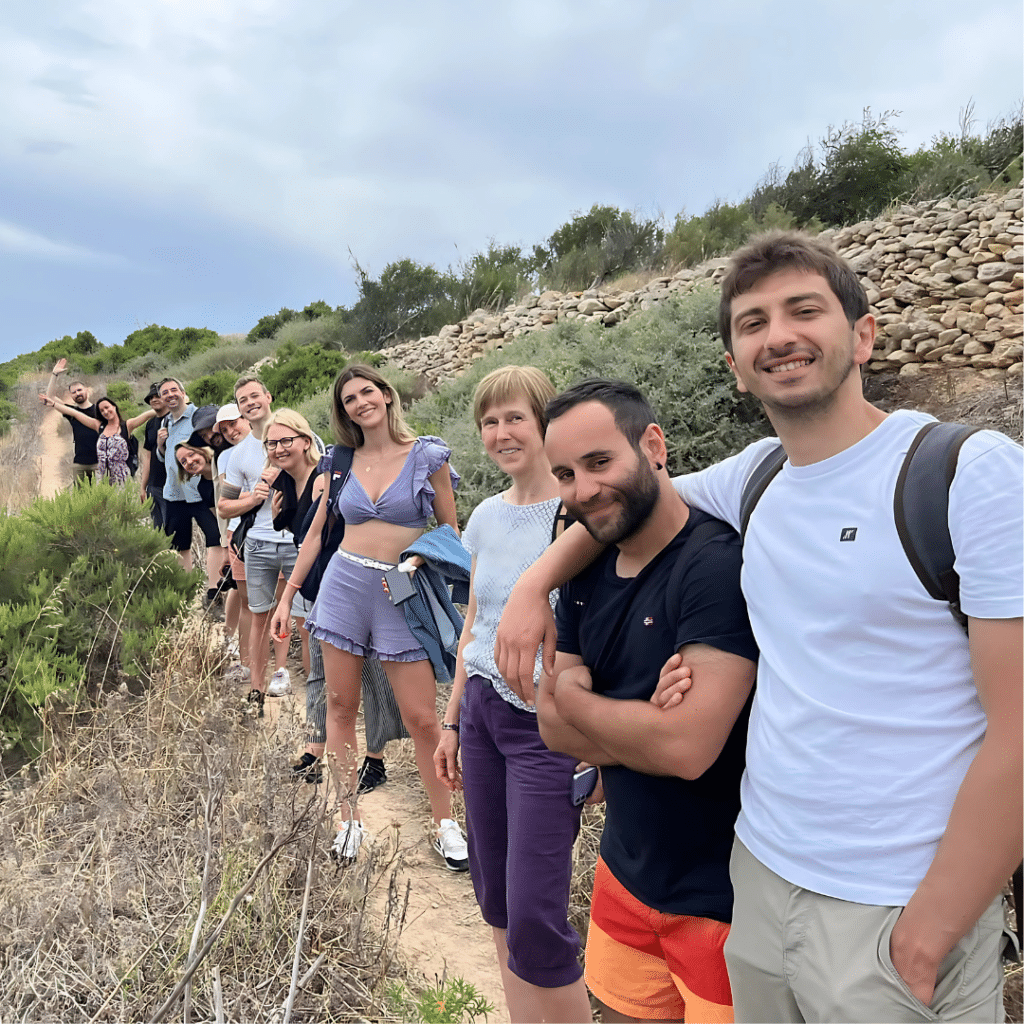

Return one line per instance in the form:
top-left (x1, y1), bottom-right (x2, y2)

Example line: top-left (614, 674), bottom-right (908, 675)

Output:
top-left (330, 365), bottom-right (417, 449)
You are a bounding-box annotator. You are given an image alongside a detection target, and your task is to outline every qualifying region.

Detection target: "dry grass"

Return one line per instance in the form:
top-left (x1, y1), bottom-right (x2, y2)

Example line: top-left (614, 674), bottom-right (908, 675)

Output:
top-left (0, 616), bottom-right (413, 1023)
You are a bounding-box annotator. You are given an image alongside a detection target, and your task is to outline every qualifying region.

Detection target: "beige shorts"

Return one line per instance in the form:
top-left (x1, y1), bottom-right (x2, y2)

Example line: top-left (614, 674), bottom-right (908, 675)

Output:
top-left (72, 463), bottom-right (98, 485)
top-left (724, 838), bottom-right (1009, 1023)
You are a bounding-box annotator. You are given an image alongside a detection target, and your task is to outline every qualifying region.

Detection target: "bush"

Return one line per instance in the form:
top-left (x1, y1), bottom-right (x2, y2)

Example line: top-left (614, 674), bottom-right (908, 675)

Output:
top-left (187, 370), bottom-right (239, 408)
top-left (171, 336), bottom-right (279, 382)
top-left (260, 343), bottom-right (351, 407)
top-left (408, 289), bottom-right (768, 522)
top-left (0, 484), bottom-right (197, 755)
top-left (122, 325), bottom-right (220, 363)
top-left (536, 205), bottom-right (664, 291)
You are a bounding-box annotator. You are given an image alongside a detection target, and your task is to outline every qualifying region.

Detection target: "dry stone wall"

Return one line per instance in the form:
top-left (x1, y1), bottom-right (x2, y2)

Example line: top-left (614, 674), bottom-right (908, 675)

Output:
top-left (380, 188), bottom-right (1023, 386)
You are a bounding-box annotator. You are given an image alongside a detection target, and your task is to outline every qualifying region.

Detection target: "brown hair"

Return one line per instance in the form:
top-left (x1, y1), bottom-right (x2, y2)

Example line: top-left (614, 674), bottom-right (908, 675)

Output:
top-left (472, 365), bottom-right (556, 432)
top-left (718, 230), bottom-right (869, 352)
top-left (233, 374), bottom-right (269, 397)
top-left (330, 365), bottom-right (416, 448)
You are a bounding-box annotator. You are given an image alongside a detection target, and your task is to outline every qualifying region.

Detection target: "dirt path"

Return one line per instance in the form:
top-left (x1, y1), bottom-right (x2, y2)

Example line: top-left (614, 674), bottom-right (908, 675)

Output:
top-left (38, 408), bottom-right (68, 498)
top-left (259, 666), bottom-right (510, 1020)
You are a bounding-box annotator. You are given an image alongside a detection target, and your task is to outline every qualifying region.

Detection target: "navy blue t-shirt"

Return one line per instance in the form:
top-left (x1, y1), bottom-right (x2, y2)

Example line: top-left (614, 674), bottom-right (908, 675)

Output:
top-left (63, 405), bottom-right (98, 465)
top-left (143, 416), bottom-right (167, 490)
top-left (555, 509), bottom-right (757, 921)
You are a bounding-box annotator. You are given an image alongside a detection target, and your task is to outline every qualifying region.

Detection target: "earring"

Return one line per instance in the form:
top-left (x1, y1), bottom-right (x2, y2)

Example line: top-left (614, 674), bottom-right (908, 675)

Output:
top-left (655, 462), bottom-right (664, 471)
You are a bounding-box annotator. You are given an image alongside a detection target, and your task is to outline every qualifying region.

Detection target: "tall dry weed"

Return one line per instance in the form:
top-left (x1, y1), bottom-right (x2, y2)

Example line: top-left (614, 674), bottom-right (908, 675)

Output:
top-left (0, 615), bottom-right (410, 1023)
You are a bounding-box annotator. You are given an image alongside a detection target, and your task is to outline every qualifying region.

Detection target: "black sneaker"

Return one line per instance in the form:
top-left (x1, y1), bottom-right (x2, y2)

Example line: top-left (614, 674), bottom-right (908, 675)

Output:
top-left (356, 756), bottom-right (387, 794)
top-left (292, 752), bottom-right (323, 785)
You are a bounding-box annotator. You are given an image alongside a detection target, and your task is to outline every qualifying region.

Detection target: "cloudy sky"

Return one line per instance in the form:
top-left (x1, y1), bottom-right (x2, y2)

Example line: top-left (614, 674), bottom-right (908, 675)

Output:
top-left (1, 0), bottom-right (1020, 362)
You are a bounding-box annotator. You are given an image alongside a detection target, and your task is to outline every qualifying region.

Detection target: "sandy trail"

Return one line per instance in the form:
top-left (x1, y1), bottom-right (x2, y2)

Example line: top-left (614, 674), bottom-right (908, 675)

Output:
top-left (259, 669), bottom-right (510, 1021)
top-left (38, 408), bottom-right (69, 498)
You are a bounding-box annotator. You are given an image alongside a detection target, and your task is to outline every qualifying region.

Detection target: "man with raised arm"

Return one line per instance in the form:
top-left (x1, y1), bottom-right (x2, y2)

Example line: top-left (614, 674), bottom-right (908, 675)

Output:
top-left (496, 232), bottom-right (1023, 1023)
top-left (538, 379), bottom-right (757, 1023)
top-left (45, 357), bottom-right (98, 485)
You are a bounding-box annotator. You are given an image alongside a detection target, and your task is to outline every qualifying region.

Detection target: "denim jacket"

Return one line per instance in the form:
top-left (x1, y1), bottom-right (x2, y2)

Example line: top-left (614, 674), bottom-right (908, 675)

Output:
top-left (400, 525), bottom-right (471, 683)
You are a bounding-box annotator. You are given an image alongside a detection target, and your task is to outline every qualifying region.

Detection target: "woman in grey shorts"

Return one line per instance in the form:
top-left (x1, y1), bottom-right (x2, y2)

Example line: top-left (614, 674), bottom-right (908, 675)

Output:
top-left (271, 366), bottom-right (469, 870)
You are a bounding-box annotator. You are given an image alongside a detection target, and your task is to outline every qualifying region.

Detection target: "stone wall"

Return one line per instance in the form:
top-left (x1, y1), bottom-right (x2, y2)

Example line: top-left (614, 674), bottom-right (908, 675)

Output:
top-left (381, 188), bottom-right (1023, 386)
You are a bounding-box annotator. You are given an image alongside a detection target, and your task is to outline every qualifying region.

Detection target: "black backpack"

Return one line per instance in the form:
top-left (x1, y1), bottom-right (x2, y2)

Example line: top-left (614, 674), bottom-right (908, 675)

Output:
top-left (739, 421), bottom-right (981, 632)
top-left (296, 445), bottom-right (354, 603)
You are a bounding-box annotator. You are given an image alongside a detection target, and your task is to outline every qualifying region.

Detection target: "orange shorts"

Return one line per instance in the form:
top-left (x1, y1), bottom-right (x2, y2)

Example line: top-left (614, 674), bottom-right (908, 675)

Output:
top-left (585, 857), bottom-right (733, 1022)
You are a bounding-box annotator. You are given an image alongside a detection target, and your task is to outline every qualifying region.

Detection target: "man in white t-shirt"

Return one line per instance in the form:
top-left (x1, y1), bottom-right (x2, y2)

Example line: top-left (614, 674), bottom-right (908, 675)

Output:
top-left (495, 231), bottom-right (1022, 1023)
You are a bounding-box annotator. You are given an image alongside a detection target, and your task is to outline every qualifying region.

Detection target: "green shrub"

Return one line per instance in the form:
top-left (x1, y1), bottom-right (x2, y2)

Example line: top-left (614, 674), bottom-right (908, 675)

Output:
top-left (272, 312), bottom-right (364, 352)
top-left (188, 370), bottom-right (238, 408)
top-left (260, 342), bottom-right (350, 406)
top-left (536, 205), bottom-right (664, 291)
top-left (0, 484), bottom-right (197, 756)
top-left (171, 336), bottom-right (279, 382)
top-left (247, 307), bottom-right (298, 342)
top-left (386, 976), bottom-right (494, 1023)
top-left (408, 289), bottom-right (767, 522)
top-left (121, 325), bottom-right (221, 363)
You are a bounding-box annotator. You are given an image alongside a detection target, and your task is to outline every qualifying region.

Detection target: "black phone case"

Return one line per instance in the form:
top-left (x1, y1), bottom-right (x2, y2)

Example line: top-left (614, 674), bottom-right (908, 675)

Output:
top-left (382, 567), bottom-right (417, 605)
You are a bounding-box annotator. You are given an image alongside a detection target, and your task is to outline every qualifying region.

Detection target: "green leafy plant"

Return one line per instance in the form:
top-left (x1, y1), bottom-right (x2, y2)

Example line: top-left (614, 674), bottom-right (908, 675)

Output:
top-left (0, 484), bottom-right (197, 756)
top-left (386, 976), bottom-right (494, 1023)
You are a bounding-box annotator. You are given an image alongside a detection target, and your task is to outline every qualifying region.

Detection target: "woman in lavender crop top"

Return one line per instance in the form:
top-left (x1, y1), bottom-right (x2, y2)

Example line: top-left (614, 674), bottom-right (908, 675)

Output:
top-left (271, 365), bottom-right (468, 870)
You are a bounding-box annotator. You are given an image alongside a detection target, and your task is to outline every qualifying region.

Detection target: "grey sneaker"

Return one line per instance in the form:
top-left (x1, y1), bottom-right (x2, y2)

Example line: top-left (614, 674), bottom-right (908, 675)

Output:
top-left (267, 669), bottom-right (291, 696)
top-left (433, 818), bottom-right (469, 872)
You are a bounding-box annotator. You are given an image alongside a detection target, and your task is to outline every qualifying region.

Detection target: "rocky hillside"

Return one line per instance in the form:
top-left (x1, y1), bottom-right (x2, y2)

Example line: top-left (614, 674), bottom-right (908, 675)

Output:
top-left (380, 188), bottom-right (1023, 386)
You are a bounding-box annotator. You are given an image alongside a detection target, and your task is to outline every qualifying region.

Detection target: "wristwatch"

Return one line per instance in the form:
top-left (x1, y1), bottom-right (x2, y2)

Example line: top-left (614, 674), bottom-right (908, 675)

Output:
top-left (441, 722), bottom-right (459, 732)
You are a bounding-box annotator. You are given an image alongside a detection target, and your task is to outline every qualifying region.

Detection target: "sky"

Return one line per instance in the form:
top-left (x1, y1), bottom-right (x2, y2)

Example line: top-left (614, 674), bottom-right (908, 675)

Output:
top-left (0, 0), bottom-right (1020, 363)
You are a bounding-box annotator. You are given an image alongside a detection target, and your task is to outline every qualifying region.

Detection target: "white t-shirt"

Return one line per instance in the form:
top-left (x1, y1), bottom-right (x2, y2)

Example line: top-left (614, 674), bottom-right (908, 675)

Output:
top-left (673, 409), bottom-right (1023, 905)
top-left (224, 433), bottom-right (288, 543)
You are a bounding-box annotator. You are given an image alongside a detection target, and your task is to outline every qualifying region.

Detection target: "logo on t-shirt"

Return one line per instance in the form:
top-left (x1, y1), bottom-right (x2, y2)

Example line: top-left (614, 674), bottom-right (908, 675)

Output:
top-left (643, 616), bottom-right (654, 626)
top-left (840, 527), bottom-right (858, 542)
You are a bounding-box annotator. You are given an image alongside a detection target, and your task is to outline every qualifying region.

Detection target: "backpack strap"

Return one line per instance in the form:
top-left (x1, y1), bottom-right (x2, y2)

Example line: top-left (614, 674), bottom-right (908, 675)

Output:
top-left (893, 421), bottom-right (981, 634)
top-left (740, 442), bottom-right (787, 539)
top-left (550, 502), bottom-right (576, 543)
top-left (326, 445), bottom-right (355, 509)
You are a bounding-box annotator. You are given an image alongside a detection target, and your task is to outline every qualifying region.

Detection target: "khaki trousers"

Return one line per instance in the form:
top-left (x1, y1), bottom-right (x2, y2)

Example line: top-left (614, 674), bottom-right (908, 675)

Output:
top-left (724, 838), bottom-right (1007, 1023)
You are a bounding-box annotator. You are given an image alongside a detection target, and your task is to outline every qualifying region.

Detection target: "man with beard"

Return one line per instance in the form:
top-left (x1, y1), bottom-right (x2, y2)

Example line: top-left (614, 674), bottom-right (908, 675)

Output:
top-left (497, 233), bottom-right (1022, 1023)
top-left (44, 358), bottom-right (98, 485)
top-left (537, 379), bottom-right (758, 1023)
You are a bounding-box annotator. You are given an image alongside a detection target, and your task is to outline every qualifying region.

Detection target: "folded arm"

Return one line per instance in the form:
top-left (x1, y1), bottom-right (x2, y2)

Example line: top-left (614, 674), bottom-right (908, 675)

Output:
top-left (536, 654), bottom-right (617, 766)
top-left (552, 643), bottom-right (755, 779)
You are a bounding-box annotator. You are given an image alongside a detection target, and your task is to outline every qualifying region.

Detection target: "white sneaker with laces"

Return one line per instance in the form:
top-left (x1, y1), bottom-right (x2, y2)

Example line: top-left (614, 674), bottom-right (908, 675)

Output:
top-left (331, 820), bottom-right (368, 862)
top-left (433, 818), bottom-right (469, 872)
top-left (267, 668), bottom-right (291, 696)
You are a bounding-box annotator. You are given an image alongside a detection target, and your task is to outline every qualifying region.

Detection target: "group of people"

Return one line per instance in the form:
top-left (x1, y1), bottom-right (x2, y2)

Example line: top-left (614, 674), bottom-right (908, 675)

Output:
top-left (43, 229), bottom-right (1021, 1024)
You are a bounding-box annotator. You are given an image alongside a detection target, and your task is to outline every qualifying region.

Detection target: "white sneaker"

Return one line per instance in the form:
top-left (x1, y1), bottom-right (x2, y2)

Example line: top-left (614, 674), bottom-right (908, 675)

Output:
top-left (331, 820), bottom-right (368, 862)
top-left (433, 818), bottom-right (469, 872)
top-left (267, 669), bottom-right (291, 696)
top-left (225, 664), bottom-right (251, 683)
